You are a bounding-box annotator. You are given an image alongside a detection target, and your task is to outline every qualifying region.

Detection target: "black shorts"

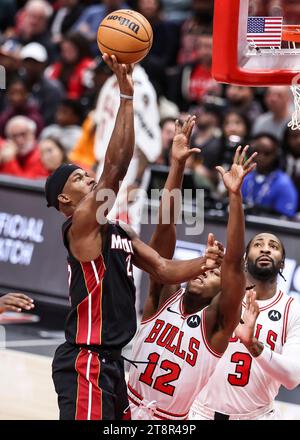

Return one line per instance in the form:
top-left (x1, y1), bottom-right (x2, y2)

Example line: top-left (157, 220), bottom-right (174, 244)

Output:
top-left (52, 341), bottom-right (131, 420)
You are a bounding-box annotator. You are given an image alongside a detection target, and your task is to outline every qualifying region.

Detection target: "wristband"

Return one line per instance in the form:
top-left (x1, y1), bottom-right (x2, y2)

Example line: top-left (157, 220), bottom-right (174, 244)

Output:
top-left (120, 93), bottom-right (134, 100)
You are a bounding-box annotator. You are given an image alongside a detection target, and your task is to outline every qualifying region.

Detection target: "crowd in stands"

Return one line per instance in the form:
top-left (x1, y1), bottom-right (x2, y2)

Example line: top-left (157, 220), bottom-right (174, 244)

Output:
top-left (0, 0), bottom-right (300, 220)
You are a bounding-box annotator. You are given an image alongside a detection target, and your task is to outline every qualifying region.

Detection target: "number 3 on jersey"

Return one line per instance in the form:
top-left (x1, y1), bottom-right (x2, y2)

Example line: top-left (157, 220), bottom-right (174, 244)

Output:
top-left (228, 352), bottom-right (252, 387)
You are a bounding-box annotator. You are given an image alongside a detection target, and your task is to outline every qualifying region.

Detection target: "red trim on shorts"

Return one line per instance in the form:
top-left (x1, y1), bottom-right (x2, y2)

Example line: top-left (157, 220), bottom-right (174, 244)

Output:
top-left (141, 288), bottom-right (184, 325)
top-left (200, 308), bottom-right (222, 358)
top-left (75, 349), bottom-right (102, 420)
top-left (282, 297), bottom-right (294, 346)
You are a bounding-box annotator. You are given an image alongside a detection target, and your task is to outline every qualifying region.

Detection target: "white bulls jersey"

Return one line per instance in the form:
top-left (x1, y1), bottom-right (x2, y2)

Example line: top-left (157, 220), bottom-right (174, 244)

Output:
top-left (191, 290), bottom-right (299, 417)
top-left (128, 288), bottom-right (222, 420)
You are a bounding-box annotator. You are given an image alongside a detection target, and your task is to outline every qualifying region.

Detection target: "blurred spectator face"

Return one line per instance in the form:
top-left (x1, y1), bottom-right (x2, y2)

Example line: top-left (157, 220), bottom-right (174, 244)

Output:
top-left (22, 58), bottom-right (45, 81)
top-left (286, 129), bottom-right (300, 158)
top-left (195, 35), bottom-right (212, 66)
top-left (56, 104), bottom-right (79, 126)
top-left (192, 0), bottom-right (213, 20)
top-left (223, 113), bottom-right (248, 139)
top-left (6, 120), bottom-right (36, 156)
top-left (138, 0), bottom-right (160, 20)
top-left (252, 136), bottom-right (278, 174)
top-left (265, 86), bottom-right (291, 114)
top-left (161, 119), bottom-right (175, 150)
top-left (103, 0), bottom-right (123, 9)
top-left (7, 81), bottom-right (28, 109)
top-left (40, 139), bottom-right (65, 172)
top-left (226, 85), bottom-right (253, 105)
top-left (60, 40), bottom-right (79, 64)
top-left (23, 1), bottom-right (52, 36)
top-left (196, 111), bottom-right (219, 131)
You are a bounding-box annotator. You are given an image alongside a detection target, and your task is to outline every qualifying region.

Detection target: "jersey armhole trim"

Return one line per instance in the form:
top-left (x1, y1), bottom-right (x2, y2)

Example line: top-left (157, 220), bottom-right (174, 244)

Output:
top-left (200, 308), bottom-right (223, 358)
top-left (282, 296), bottom-right (294, 346)
top-left (140, 288), bottom-right (184, 325)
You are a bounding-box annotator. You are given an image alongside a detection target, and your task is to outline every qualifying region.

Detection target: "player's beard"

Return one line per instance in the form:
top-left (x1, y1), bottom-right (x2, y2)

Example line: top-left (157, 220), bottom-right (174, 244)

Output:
top-left (247, 257), bottom-right (281, 281)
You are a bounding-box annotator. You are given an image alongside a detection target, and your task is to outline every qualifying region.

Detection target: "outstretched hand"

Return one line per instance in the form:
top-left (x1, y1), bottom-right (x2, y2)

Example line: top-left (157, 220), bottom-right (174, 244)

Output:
top-left (201, 233), bottom-right (225, 271)
top-left (171, 115), bottom-right (200, 165)
top-left (235, 290), bottom-right (260, 347)
top-left (102, 53), bottom-right (134, 96)
top-left (216, 145), bottom-right (257, 194)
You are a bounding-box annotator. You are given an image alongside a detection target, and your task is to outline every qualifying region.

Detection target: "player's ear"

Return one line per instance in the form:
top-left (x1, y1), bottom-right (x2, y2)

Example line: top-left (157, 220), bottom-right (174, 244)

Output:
top-left (58, 193), bottom-right (71, 205)
top-left (280, 260), bottom-right (285, 270)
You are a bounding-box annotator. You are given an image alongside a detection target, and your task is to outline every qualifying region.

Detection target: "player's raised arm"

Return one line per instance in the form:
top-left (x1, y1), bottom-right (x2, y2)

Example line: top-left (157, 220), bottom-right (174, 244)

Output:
top-left (70, 55), bottom-right (135, 237)
top-left (143, 116), bottom-right (200, 318)
top-left (120, 221), bottom-right (223, 285)
top-left (206, 146), bottom-right (257, 353)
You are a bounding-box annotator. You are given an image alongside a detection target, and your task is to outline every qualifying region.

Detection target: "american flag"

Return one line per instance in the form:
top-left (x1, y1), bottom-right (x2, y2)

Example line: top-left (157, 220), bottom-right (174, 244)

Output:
top-left (247, 17), bottom-right (283, 47)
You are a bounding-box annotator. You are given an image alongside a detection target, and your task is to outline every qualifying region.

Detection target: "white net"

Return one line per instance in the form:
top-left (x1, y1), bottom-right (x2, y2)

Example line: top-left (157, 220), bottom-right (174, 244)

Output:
top-left (288, 73), bottom-right (300, 131)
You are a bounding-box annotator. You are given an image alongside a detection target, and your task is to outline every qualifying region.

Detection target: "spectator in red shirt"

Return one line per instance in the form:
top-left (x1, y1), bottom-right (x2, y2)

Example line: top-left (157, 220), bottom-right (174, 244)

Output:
top-left (0, 115), bottom-right (48, 179)
top-left (46, 32), bottom-right (93, 99)
top-left (0, 76), bottom-right (44, 137)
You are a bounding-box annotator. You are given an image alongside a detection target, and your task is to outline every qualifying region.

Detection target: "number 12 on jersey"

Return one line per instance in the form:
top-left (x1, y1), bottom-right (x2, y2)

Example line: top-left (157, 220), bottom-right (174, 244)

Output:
top-left (139, 352), bottom-right (181, 396)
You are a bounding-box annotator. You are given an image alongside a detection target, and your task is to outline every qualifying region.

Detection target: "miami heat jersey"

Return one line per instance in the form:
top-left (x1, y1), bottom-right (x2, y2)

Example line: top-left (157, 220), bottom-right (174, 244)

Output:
top-left (62, 219), bottom-right (136, 349)
top-left (128, 288), bottom-right (222, 420)
top-left (191, 291), bottom-right (298, 416)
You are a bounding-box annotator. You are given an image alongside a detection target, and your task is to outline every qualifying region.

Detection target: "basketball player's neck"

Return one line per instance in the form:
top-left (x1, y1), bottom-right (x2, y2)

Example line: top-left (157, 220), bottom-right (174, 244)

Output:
top-left (246, 274), bottom-right (277, 300)
top-left (183, 292), bottom-right (210, 314)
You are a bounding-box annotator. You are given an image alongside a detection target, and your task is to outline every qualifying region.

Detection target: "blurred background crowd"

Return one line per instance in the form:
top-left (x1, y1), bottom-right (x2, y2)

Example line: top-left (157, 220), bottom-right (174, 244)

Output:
top-left (1, 0), bottom-right (300, 220)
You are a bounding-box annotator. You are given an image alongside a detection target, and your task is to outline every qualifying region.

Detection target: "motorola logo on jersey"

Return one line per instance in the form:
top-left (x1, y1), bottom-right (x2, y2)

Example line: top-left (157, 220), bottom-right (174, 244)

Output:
top-left (268, 310), bottom-right (282, 321)
top-left (187, 315), bottom-right (201, 328)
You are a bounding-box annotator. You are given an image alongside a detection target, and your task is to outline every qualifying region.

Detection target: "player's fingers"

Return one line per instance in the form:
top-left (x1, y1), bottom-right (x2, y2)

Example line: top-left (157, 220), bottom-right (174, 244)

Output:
top-left (215, 166), bottom-right (225, 176)
top-left (214, 241), bottom-right (225, 253)
top-left (243, 152), bottom-right (258, 169)
top-left (233, 145), bottom-right (242, 164)
top-left (243, 163), bottom-right (257, 177)
top-left (182, 115), bottom-right (191, 134)
top-left (186, 116), bottom-right (196, 139)
top-left (239, 145), bottom-right (249, 165)
top-left (5, 305), bottom-right (22, 313)
top-left (174, 119), bottom-right (180, 136)
top-left (189, 147), bottom-right (201, 155)
top-left (5, 298), bottom-right (34, 310)
top-left (207, 233), bottom-right (215, 248)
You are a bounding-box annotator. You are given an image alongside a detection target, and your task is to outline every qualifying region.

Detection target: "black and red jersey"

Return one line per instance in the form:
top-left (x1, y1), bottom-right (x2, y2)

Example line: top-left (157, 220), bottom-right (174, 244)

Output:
top-left (62, 219), bottom-right (136, 350)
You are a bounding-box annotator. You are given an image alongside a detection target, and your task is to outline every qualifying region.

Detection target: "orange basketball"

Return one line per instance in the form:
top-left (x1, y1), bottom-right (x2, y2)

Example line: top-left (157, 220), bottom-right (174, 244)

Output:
top-left (97, 9), bottom-right (153, 64)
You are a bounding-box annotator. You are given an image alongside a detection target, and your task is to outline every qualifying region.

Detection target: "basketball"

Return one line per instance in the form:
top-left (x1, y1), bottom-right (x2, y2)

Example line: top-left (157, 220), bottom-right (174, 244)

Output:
top-left (97, 9), bottom-right (153, 64)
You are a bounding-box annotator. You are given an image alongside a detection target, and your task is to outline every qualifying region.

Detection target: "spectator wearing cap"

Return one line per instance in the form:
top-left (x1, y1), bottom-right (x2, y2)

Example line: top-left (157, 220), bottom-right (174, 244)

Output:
top-left (0, 115), bottom-right (48, 179)
top-left (20, 42), bottom-right (64, 125)
top-left (40, 98), bottom-right (83, 152)
top-left (12, 0), bottom-right (56, 62)
top-left (0, 76), bottom-right (44, 138)
top-left (46, 32), bottom-right (93, 99)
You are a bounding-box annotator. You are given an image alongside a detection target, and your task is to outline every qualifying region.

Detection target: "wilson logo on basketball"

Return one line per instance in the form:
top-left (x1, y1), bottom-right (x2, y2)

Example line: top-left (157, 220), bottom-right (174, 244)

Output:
top-left (107, 15), bottom-right (140, 34)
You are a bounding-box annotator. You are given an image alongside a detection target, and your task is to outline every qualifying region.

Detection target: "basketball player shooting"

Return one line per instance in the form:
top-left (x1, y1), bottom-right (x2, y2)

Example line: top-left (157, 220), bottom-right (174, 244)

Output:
top-left (127, 129), bottom-right (258, 419)
top-left (191, 232), bottom-right (300, 420)
top-left (45, 57), bottom-right (223, 420)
